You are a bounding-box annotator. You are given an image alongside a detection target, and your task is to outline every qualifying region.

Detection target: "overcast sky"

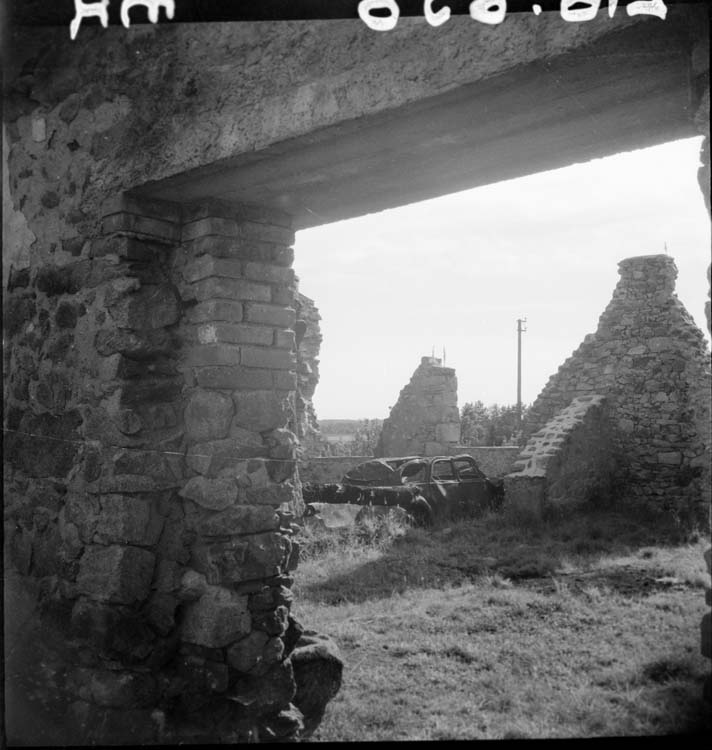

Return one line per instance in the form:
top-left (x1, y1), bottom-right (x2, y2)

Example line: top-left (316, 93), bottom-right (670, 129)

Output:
top-left (293, 136), bottom-right (711, 420)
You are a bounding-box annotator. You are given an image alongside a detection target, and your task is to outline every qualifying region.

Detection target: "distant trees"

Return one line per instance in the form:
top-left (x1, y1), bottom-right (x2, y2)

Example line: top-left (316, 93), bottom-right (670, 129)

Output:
top-left (319, 419), bottom-right (384, 457)
top-left (315, 407), bottom-right (527, 455)
top-left (459, 401), bottom-right (529, 447)
top-left (350, 419), bottom-right (383, 456)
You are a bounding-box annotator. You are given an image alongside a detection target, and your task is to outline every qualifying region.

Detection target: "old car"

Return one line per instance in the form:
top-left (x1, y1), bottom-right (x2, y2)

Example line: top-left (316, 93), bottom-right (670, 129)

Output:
top-left (302, 454), bottom-right (503, 525)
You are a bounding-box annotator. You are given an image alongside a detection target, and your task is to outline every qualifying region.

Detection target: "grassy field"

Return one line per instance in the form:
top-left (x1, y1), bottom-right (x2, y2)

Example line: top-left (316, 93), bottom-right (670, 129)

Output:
top-left (292, 508), bottom-right (711, 741)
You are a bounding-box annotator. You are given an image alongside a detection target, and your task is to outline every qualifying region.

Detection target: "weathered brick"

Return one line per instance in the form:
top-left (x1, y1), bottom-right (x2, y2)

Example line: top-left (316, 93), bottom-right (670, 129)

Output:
top-left (243, 262), bottom-right (294, 285)
top-left (189, 277), bottom-right (271, 303)
top-left (184, 344), bottom-right (241, 367)
top-left (184, 235), bottom-right (242, 259)
top-left (185, 300), bottom-right (243, 324)
top-left (195, 365), bottom-right (272, 390)
top-left (101, 213), bottom-right (180, 242)
top-left (182, 255), bottom-right (243, 283)
top-left (274, 330), bottom-right (296, 349)
top-left (271, 246), bottom-right (295, 267)
top-left (273, 371), bottom-right (297, 391)
top-left (271, 286), bottom-right (296, 306)
top-left (181, 199), bottom-right (237, 224)
top-left (240, 346), bottom-right (295, 371)
top-left (182, 217), bottom-right (240, 241)
top-left (195, 323), bottom-right (273, 347)
top-left (245, 304), bottom-right (296, 328)
top-left (240, 222), bottom-right (295, 246)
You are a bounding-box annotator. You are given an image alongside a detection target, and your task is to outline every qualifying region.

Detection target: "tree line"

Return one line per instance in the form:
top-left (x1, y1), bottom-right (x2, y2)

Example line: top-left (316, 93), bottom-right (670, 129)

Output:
top-left (459, 401), bottom-right (530, 447)
top-left (315, 402), bottom-right (528, 457)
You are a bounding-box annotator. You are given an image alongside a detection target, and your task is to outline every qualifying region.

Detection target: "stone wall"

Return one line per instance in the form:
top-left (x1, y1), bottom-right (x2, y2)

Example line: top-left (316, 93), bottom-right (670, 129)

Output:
top-left (524, 255), bottom-right (711, 526)
top-left (450, 446), bottom-right (521, 479)
top-left (3, 194), bottom-right (341, 743)
top-left (2, 5), bottom-right (708, 735)
top-left (376, 357), bottom-right (460, 458)
top-left (504, 396), bottom-right (618, 519)
top-left (299, 456), bottom-right (371, 486)
top-left (294, 292), bottom-right (324, 456)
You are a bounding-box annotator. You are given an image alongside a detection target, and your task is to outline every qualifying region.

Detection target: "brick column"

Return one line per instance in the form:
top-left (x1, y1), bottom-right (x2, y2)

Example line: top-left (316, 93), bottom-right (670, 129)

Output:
top-left (3, 194), bottom-right (340, 744)
top-left (170, 202), bottom-right (306, 738)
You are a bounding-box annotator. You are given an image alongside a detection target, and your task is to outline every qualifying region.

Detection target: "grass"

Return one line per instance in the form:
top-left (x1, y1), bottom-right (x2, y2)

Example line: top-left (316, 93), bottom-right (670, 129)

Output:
top-left (292, 507), bottom-right (711, 740)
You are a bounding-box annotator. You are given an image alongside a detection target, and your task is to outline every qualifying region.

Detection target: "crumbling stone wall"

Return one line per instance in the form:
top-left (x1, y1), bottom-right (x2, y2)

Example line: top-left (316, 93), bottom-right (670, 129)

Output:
top-left (524, 255), bottom-right (711, 525)
top-left (375, 356), bottom-right (460, 458)
top-left (294, 292), bottom-right (325, 456)
top-left (450, 446), bottom-right (521, 478)
top-left (3, 4), bottom-right (708, 733)
top-left (3, 192), bottom-right (342, 744)
top-left (505, 396), bottom-right (618, 518)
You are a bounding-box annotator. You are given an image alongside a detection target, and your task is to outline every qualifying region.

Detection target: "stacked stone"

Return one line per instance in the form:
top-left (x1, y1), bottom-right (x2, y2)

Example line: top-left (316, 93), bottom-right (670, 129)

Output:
top-left (524, 255), bottom-right (711, 526)
top-left (375, 356), bottom-right (460, 458)
top-left (168, 200), bottom-right (333, 740)
top-left (449, 446), bottom-right (522, 478)
top-left (4, 194), bottom-right (186, 743)
top-left (294, 291), bottom-right (325, 455)
top-left (3, 195), bottom-right (342, 744)
top-left (504, 396), bottom-right (618, 518)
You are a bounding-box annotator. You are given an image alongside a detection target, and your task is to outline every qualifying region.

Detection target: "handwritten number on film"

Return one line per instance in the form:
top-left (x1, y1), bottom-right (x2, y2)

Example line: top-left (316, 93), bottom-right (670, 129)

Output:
top-left (70, 0), bottom-right (175, 39)
top-left (357, 0), bottom-right (668, 30)
top-left (69, 0), bottom-right (668, 38)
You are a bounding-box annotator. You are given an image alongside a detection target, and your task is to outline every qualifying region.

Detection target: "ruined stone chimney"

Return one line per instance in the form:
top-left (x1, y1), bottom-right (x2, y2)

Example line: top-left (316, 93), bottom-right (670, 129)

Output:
top-left (525, 254), bottom-right (711, 524)
top-left (375, 356), bottom-right (460, 458)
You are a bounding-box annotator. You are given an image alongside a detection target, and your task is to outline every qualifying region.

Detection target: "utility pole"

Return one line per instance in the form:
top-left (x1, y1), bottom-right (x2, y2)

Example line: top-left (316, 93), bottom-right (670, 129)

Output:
top-left (517, 317), bottom-right (527, 430)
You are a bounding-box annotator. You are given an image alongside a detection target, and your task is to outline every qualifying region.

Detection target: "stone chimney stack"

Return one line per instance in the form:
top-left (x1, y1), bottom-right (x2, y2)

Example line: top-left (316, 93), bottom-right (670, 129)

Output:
top-left (525, 254), bottom-right (711, 524)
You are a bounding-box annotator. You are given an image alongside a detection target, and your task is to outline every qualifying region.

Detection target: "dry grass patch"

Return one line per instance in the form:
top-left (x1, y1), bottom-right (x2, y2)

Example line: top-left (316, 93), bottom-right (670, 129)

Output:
top-left (292, 507), bottom-right (711, 740)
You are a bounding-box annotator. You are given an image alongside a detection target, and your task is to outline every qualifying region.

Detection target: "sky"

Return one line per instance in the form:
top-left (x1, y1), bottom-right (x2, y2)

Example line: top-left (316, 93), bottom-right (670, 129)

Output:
top-left (293, 136), bottom-right (711, 420)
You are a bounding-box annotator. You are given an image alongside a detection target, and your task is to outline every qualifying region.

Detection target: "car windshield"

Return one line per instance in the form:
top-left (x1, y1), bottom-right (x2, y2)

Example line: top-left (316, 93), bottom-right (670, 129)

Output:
top-left (400, 460), bottom-right (427, 483)
top-left (431, 459), bottom-right (456, 481)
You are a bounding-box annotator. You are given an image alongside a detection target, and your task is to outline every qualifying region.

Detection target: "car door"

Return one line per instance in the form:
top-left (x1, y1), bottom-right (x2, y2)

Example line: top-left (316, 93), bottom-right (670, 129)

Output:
top-left (429, 458), bottom-right (461, 515)
top-left (452, 456), bottom-right (490, 511)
